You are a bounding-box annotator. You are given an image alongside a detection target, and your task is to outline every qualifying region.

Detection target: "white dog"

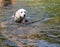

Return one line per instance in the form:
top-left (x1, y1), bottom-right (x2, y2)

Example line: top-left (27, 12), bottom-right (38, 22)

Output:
top-left (12, 8), bottom-right (27, 23)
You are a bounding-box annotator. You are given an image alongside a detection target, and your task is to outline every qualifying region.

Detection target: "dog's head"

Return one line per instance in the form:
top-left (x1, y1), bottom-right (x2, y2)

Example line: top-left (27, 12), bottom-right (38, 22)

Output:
top-left (12, 8), bottom-right (27, 21)
top-left (18, 8), bottom-right (27, 17)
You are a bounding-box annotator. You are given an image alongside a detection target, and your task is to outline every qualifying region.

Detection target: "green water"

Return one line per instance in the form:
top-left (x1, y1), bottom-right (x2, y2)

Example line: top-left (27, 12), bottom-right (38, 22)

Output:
top-left (0, 0), bottom-right (60, 47)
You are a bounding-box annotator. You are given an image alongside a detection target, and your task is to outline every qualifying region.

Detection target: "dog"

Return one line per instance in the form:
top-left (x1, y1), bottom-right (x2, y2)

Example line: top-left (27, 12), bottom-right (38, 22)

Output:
top-left (12, 8), bottom-right (28, 23)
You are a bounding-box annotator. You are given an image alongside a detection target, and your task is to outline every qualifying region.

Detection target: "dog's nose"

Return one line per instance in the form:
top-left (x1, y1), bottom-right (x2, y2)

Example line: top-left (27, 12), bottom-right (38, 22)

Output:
top-left (24, 14), bottom-right (26, 17)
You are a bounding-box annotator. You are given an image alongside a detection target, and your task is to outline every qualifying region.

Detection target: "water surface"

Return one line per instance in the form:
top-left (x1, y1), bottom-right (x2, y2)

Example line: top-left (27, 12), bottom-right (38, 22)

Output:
top-left (0, 0), bottom-right (60, 47)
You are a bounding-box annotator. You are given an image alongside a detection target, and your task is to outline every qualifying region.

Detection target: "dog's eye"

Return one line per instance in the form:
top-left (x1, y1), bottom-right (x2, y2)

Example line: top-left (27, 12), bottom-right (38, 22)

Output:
top-left (24, 11), bottom-right (26, 13)
top-left (21, 12), bottom-right (23, 13)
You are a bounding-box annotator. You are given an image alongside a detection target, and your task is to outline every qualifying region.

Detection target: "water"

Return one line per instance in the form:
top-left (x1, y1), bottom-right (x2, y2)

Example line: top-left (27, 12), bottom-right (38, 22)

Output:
top-left (0, 0), bottom-right (60, 47)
